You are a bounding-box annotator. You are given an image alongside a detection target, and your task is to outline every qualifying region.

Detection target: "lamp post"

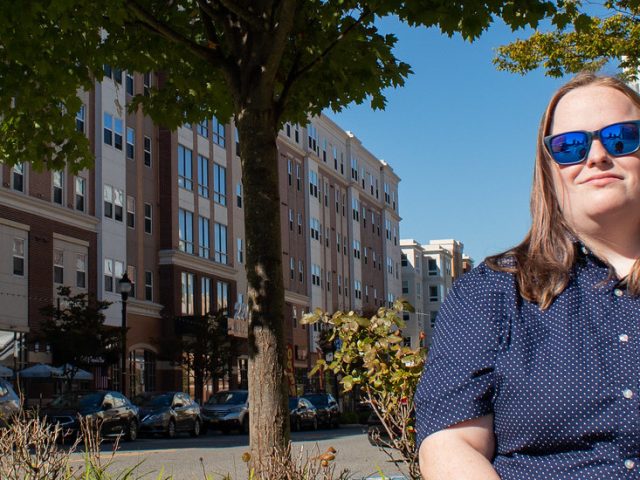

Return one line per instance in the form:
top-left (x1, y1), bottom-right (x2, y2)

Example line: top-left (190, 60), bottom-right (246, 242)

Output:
top-left (119, 272), bottom-right (132, 396)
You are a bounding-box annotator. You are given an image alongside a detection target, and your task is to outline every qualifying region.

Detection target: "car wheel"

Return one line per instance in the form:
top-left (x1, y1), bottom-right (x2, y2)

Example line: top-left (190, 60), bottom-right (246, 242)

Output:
top-left (241, 417), bottom-right (249, 435)
top-left (166, 419), bottom-right (176, 439)
top-left (190, 419), bottom-right (201, 437)
top-left (126, 420), bottom-right (138, 442)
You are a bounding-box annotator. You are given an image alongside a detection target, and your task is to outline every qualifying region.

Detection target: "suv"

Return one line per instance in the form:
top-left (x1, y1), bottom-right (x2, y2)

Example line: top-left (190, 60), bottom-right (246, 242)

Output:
top-left (201, 390), bottom-right (249, 434)
top-left (0, 379), bottom-right (20, 426)
top-left (42, 390), bottom-right (140, 441)
top-left (302, 393), bottom-right (339, 428)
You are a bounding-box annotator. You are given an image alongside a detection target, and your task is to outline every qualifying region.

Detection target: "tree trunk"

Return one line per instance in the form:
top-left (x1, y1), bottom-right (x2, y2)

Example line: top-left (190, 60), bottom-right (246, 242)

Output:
top-left (236, 107), bottom-right (289, 472)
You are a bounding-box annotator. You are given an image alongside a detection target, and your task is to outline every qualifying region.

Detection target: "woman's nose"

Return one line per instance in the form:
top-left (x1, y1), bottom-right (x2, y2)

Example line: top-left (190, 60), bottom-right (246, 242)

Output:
top-left (585, 138), bottom-right (612, 167)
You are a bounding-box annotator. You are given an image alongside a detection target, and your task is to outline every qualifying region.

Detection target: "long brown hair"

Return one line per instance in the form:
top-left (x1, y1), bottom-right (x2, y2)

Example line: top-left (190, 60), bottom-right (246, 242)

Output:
top-left (486, 72), bottom-right (640, 309)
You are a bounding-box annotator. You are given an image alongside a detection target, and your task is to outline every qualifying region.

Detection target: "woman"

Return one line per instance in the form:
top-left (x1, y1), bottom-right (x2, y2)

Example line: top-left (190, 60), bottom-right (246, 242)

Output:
top-left (415, 72), bottom-right (640, 479)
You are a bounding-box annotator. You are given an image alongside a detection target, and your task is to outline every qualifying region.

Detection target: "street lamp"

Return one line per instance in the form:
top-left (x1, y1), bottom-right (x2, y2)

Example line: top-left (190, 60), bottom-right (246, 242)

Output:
top-left (119, 272), bottom-right (132, 396)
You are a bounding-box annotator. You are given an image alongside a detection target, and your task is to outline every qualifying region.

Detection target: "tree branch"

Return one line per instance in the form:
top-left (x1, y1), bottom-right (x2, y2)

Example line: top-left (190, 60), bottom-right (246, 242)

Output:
top-left (216, 0), bottom-right (264, 30)
top-left (276, 6), bottom-right (375, 112)
top-left (125, 0), bottom-right (224, 65)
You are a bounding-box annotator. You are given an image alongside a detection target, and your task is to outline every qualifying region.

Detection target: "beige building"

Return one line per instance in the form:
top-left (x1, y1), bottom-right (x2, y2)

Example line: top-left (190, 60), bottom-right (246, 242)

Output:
top-left (400, 238), bottom-right (467, 348)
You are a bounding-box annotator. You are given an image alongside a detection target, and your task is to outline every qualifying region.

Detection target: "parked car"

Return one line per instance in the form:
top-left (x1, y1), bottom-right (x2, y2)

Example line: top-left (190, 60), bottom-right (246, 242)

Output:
top-left (302, 392), bottom-right (339, 428)
top-left (133, 391), bottom-right (202, 438)
top-left (201, 390), bottom-right (249, 434)
top-left (42, 390), bottom-right (139, 441)
top-left (289, 397), bottom-right (318, 431)
top-left (0, 379), bottom-right (20, 426)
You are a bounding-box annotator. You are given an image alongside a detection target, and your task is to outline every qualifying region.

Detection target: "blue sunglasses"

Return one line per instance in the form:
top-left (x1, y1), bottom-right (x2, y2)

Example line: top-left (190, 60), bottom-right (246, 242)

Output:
top-left (544, 120), bottom-right (640, 165)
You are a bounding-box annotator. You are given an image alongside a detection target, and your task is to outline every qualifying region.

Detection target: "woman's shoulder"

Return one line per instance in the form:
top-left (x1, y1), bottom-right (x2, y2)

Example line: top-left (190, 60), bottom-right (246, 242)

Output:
top-left (455, 259), bottom-right (517, 294)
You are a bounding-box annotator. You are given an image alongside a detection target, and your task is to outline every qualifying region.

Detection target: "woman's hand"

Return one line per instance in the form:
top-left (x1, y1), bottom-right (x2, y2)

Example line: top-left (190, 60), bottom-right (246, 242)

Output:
top-left (419, 414), bottom-right (500, 480)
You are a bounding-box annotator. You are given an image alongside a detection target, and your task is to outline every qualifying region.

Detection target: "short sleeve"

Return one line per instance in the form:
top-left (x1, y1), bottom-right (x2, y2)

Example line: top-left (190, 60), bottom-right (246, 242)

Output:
top-left (414, 265), bottom-right (508, 449)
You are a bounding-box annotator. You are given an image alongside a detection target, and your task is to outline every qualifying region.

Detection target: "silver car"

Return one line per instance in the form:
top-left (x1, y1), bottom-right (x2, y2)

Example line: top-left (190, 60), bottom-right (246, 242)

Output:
top-left (0, 379), bottom-right (20, 426)
top-left (201, 390), bottom-right (249, 434)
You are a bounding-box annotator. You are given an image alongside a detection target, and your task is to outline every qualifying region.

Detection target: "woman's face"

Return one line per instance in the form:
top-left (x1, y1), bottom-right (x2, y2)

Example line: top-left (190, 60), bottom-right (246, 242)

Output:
top-left (549, 85), bottom-right (640, 232)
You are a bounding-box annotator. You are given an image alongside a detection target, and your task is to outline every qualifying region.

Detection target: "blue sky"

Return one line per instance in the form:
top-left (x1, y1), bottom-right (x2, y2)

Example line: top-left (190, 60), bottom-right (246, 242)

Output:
top-left (326, 17), bottom-right (573, 262)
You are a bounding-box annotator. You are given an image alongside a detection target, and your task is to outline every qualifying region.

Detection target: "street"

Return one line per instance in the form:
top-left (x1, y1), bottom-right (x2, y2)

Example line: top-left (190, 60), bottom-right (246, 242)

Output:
top-left (68, 426), bottom-right (408, 480)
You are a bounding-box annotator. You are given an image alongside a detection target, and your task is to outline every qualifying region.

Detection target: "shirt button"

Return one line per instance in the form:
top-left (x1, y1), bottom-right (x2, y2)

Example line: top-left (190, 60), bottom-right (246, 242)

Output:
top-left (619, 334), bottom-right (629, 343)
top-left (623, 389), bottom-right (634, 399)
top-left (625, 459), bottom-right (636, 470)
top-left (614, 288), bottom-right (624, 297)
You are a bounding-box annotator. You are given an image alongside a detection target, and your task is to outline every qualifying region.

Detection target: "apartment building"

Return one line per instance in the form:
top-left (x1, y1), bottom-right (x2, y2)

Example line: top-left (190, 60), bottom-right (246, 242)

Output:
top-left (0, 71), bottom-right (402, 401)
top-left (400, 238), bottom-right (466, 348)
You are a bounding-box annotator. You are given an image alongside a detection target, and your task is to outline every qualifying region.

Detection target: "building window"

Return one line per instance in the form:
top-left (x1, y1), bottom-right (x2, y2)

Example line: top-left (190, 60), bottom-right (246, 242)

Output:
top-left (213, 163), bottom-right (226, 206)
top-left (429, 286), bottom-right (439, 302)
top-left (201, 277), bottom-right (212, 314)
top-left (311, 264), bottom-right (321, 287)
top-left (234, 126), bottom-right (240, 154)
top-left (53, 249), bottom-right (64, 284)
top-left (143, 72), bottom-right (151, 96)
top-left (103, 185), bottom-right (113, 218)
top-left (353, 240), bottom-right (360, 259)
top-left (236, 183), bottom-right (242, 208)
top-left (296, 164), bottom-right (301, 191)
top-left (197, 119), bottom-right (208, 137)
top-left (428, 258), bottom-right (438, 276)
top-left (178, 145), bottom-right (193, 190)
top-left (309, 171), bottom-right (318, 198)
top-left (290, 257), bottom-right (295, 279)
top-left (13, 238), bottom-right (24, 276)
top-left (401, 253), bottom-right (408, 267)
top-left (387, 257), bottom-right (393, 274)
top-left (430, 311), bottom-right (438, 329)
top-left (126, 196), bottom-right (135, 228)
top-left (144, 203), bottom-right (152, 234)
top-left (102, 112), bottom-right (113, 145)
top-left (114, 188), bottom-right (124, 222)
top-left (76, 105), bottom-right (85, 133)
top-left (402, 280), bottom-right (409, 295)
top-left (127, 265), bottom-right (136, 297)
top-left (351, 156), bottom-right (358, 181)
top-left (298, 260), bottom-right (304, 283)
top-left (12, 163), bottom-right (24, 192)
top-left (198, 216), bottom-right (210, 258)
top-left (103, 113), bottom-right (122, 150)
top-left (76, 254), bottom-right (86, 288)
top-left (126, 127), bottom-right (135, 160)
top-left (114, 261), bottom-right (124, 292)
top-left (144, 271), bottom-right (153, 302)
top-left (104, 258), bottom-right (114, 292)
top-left (71, 177), bottom-right (85, 212)
top-left (214, 223), bottom-right (228, 264)
top-left (287, 159), bottom-right (292, 186)
top-left (126, 72), bottom-right (134, 95)
top-left (213, 117), bottom-right (225, 147)
top-left (143, 136), bottom-right (152, 167)
top-left (181, 272), bottom-right (194, 315)
top-left (52, 171), bottom-right (63, 205)
top-left (217, 281), bottom-right (229, 314)
top-left (352, 198), bottom-right (359, 221)
top-left (198, 155), bottom-right (209, 198)
top-left (237, 238), bottom-right (243, 264)
top-left (178, 209), bottom-right (194, 254)
top-left (310, 218), bottom-right (320, 241)
top-left (297, 213), bottom-right (302, 235)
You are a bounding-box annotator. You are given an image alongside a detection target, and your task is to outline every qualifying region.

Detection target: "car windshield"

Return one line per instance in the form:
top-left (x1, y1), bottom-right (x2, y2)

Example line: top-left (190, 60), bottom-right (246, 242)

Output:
top-left (134, 393), bottom-right (173, 408)
top-left (50, 392), bottom-right (104, 409)
top-left (303, 394), bottom-right (329, 407)
top-left (206, 391), bottom-right (247, 405)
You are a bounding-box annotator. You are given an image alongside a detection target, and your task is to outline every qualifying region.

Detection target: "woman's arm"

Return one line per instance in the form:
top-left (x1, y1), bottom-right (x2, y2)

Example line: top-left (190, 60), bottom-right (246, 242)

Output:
top-left (419, 414), bottom-right (500, 480)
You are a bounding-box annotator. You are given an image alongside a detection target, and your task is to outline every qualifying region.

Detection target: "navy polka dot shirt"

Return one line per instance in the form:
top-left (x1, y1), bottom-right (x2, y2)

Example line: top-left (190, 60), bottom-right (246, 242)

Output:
top-left (415, 247), bottom-right (640, 479)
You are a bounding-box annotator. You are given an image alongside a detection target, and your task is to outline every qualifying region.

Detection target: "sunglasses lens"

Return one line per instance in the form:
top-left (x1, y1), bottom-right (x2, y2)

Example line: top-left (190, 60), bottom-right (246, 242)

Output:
top-left (600, 122), bottom-right (640, 156)
top-left (548, 132), bottom-right (589, 165)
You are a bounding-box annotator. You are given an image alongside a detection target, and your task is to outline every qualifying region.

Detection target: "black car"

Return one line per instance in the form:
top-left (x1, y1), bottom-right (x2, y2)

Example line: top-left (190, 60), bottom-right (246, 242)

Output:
top-left (201, 390), bottom-right (249, 434)
top-left (302, 393), bottom-right (339, 428)
top-left (134, 391), bottom-right (202, 438)
top-left (43, 390), bottom-right (139, 441)
top-left (289, 397), bottom-right (318, 431)
top-left (0, 379), bottom-right (20, 426)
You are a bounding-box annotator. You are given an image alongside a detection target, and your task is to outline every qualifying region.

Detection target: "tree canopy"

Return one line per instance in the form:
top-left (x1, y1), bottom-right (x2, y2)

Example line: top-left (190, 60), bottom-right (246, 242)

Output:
top-left (495, 1), bottom-right (640, 79)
